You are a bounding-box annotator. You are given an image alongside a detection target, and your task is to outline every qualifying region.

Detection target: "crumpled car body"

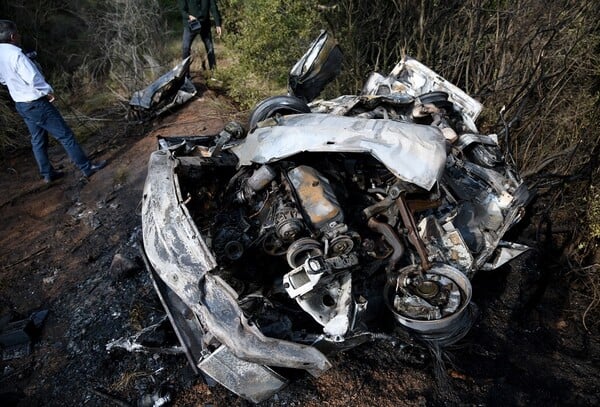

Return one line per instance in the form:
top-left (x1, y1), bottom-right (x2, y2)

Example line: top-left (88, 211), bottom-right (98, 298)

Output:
top-left (141, 31), bottom-right (531, 403)
top-left (128, 57), bottom-right (196, 121)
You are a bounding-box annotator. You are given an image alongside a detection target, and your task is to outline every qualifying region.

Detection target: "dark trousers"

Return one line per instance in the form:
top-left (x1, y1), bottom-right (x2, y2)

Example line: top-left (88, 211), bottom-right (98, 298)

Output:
top-left (15, 98), bottom-right (91, 178)
top-left (182, 21), bottom-right (216, 70)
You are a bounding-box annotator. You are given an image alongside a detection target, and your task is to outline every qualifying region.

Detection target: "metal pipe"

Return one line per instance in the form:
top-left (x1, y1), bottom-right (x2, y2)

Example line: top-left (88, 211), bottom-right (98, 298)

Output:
top-left (396, 193), bottom-right (431, 272)
top-left (362, 195), bottom-right (394, 219)
top-left (367, 217), bottom-right (405, 271)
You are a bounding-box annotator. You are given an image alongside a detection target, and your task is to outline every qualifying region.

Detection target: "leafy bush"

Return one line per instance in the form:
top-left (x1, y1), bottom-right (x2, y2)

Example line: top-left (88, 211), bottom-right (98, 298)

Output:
top-left (219, 0), bottom-right (321, 107)
top-left (216, 61), bottom-right (287, 111)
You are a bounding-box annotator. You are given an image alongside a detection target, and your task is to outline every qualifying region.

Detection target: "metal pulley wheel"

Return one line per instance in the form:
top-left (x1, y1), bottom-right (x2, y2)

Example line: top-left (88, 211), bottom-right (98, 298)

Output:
top-left (286, 238), bottom-right (323, 268)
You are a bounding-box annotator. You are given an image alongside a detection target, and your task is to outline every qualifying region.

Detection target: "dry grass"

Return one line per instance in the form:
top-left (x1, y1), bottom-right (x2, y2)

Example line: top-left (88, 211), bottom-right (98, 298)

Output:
top-left (0, 97), bottom-right (29, 152)
top-left (569, 263), bottom-right (600, 333)
top-left (112, 166), bottom-right (129, 188)
top-left (111, 370), bottom-right (151, 392)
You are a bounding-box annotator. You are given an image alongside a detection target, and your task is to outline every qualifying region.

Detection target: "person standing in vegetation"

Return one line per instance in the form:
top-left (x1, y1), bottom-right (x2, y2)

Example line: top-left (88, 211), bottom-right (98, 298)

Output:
top-left (178, 0), bottom-right (222, 73)
top-left (0, 20), bottom-right (106, 183)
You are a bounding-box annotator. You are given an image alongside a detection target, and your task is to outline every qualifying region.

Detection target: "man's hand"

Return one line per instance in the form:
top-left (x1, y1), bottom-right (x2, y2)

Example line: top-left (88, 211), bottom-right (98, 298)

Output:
top-left (216, 26), bottom-right (222, 38)
top-left (188, 15), bottom-right (196, 21)
top-left (46, 94), bottom-right (55, 103)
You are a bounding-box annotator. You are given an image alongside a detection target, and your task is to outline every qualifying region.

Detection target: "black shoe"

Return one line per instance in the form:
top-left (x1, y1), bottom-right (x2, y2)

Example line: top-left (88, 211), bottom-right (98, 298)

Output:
top-left (43, 171), bottom-right (65, 183)
top-left (84, 160), bottom-right (107, 178)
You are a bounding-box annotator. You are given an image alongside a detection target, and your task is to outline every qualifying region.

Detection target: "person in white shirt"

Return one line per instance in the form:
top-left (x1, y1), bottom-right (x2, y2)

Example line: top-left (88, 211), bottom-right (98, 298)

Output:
top-left (0, 20), bottom-right (106, 183)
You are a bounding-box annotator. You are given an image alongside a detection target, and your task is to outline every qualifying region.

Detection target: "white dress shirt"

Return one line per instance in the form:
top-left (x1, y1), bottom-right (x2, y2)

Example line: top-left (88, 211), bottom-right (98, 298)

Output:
top-left (0, 43), bottom-right (53, 102)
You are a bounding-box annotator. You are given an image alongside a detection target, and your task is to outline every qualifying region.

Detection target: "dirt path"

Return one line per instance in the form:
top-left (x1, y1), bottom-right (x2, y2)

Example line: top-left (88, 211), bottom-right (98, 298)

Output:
top-left (0, 79), bottom-right (237, 405)
top-left (0, 77), bottom-right (599, 406)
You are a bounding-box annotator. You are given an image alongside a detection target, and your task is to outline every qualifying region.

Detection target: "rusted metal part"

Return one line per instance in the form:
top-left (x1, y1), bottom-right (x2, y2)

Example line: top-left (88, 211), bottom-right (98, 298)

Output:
top-left (396, 193), bottom-right (431, 272)
top-left (288, 165), bottom-right (343, 229)
top-left (367, 217), bottom-right (405, 272)
top-left (362, 195), bottom-right (395, 220)
top-left (407, 198), bottom-right (443, 213)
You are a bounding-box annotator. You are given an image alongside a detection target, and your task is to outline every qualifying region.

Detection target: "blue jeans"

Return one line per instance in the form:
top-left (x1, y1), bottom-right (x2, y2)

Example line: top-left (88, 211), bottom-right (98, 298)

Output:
top-left (15, 98), bottom-right (91, 178)
top-left (182, 20), bottom-right (216, 69)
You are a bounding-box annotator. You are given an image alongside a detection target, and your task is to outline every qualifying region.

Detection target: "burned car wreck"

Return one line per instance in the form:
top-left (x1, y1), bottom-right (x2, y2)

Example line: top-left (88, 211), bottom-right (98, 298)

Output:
top-left (141, 32), bottom-right (531, 402)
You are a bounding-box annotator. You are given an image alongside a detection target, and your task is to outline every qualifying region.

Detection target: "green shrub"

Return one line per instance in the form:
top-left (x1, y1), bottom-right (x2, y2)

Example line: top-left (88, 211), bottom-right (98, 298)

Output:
top-left (220, 0), bottom-right (321, 101)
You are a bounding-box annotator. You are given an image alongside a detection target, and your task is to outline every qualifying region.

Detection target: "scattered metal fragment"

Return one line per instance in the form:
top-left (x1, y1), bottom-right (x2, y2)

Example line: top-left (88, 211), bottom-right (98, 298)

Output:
top-left (128, 57), bottom-right (197, 122)
top-left (137, 388), bottom-right (172, 407)
top-left (106, 316), bottom-right (184, 355)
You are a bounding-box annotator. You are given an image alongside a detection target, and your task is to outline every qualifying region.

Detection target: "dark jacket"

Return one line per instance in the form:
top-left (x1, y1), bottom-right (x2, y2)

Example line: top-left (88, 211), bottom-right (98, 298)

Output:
top-left (178, 0), bottom-right (222, 26)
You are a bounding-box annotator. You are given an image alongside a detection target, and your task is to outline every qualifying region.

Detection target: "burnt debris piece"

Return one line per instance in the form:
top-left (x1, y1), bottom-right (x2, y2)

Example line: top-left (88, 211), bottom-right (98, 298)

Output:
top-left (139, 30), bottom-right (532, 402)
top-left (128, 57), bottom-right (197, 122)
top-left (0, 310), bottom-right (48, 360)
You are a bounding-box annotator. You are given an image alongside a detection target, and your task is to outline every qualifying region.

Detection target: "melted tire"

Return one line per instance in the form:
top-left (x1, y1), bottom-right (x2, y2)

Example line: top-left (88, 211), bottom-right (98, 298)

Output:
top-left (248, 95), bottom-right (311, 131)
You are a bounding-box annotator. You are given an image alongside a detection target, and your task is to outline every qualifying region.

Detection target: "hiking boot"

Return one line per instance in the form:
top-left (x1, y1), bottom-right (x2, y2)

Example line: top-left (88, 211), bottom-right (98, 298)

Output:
top-left (43, 171), bottom-right (65, 184)
top-left (84, 160), bottom-right (107, 178)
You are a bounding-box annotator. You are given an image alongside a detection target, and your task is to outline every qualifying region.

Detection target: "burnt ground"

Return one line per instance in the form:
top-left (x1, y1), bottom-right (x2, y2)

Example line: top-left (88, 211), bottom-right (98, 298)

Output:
top-left (0, 74), bottom-right (599, 407)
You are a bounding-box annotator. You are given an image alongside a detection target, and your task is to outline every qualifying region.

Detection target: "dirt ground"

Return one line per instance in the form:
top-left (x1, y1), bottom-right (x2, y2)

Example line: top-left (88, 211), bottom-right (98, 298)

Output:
top-left (0, 74), bottom-right (598, 406)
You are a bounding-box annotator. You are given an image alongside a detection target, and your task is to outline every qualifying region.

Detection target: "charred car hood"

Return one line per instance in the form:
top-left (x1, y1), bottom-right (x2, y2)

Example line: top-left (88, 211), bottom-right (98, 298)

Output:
top-left (231, 113), bottom-right (447, 191)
